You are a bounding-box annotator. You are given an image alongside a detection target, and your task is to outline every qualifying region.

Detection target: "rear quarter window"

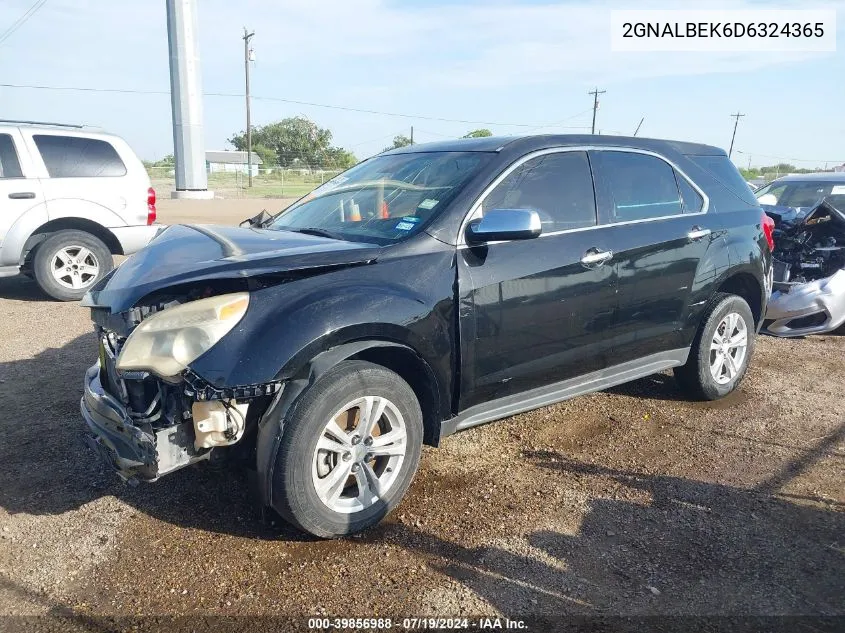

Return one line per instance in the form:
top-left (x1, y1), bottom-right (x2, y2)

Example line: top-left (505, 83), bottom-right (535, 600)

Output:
top-left (592, 151), bottom-right (683, 222)
top-left (34, 135), bottom-right (127, 178)
top-left (689, 155), bottom-right (758, 207)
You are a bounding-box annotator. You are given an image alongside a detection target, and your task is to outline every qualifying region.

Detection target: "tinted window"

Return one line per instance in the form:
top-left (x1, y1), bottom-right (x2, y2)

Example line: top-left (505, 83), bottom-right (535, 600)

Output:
top-left (34, 135), bottom-right (126, 178)
top-left (690, 155), bottom-right (758, 206)
top-left (0, 134), bottom-right (23, 179)
top-left (676, 171), bottom-right (704, 213)
top-left (482, 151), bottom-right (596, 231)
top-left (594, 151), bottom-right (682, 222)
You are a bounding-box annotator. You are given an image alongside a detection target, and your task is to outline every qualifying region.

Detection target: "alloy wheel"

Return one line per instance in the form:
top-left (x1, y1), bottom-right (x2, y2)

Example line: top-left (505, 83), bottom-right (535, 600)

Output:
top-left (311, 395), bottom-right (407, 514)
top-left (50, 246), bottom-right (100, 290)
top-left (709, 311), bottom-right (748, 385)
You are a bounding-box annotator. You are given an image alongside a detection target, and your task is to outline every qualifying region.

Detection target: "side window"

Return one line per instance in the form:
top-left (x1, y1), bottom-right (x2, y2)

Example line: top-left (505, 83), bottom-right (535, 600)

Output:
top-left (594, 151), bottom-right (683, 222)
top-left (0, 134), bottom-right (23, 179)
top-left (33, 135), bottom-right (127, 178)
top-left (675, 171), bottom-right (704, 213)
top-left (482, 151), bottom-right (596, 232)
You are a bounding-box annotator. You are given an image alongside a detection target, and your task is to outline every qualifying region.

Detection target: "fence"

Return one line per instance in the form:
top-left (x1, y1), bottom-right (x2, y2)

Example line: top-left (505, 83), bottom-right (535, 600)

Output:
top-left (146, 166), bottom-right (344, 199)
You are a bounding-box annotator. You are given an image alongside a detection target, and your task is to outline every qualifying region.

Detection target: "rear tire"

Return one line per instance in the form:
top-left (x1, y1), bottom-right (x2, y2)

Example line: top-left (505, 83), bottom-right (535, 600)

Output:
top-left (32, 230), bottom-right (114, 301)
top-left (272, 360), bottom-right (423, 538)
top-left (674, 293), bottom-right (755, 400)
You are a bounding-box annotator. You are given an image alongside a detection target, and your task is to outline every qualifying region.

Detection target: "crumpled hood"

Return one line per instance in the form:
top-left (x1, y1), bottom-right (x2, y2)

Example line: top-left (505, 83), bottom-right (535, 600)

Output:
top-left (83, 224), bottom-right (380, 312)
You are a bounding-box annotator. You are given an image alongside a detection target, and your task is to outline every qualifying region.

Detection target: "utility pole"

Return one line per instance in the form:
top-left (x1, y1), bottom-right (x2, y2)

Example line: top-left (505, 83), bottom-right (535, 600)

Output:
top-left (410, 126), bottom-right (414, 144)
top-left (243, 27), bottom-right (255, 187)
top-left (728, 112), bottom-right (745, 158)
top-left (589, 87), bottom-right (606, 135)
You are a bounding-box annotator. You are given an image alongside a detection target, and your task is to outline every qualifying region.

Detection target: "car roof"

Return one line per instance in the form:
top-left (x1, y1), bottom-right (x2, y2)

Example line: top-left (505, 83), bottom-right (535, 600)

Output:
top-left (380, 134), bottom-right (726, 157)
top-left (0, 120), bottom-right (107, 134)
top-left (770, 172), bottom-right (845, 183)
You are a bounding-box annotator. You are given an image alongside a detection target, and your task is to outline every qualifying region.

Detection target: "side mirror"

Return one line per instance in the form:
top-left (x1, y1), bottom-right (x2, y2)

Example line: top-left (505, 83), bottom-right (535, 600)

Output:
top-left (465, 209), bottom-right (542, 244)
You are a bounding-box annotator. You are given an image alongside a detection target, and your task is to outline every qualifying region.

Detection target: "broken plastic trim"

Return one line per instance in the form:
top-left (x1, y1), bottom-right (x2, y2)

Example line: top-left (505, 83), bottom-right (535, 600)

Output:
top-left (182, 369), bottom-right (283, 402)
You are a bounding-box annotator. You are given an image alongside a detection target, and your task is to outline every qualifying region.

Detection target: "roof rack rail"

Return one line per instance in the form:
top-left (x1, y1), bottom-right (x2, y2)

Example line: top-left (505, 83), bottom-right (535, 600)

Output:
top-left (0, 119), bottom-right (84, 128)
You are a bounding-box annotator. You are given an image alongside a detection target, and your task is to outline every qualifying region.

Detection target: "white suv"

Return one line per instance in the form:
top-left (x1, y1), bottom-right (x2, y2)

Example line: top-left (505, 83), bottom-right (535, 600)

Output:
top-left (0, 121), bottom-right (160, 300)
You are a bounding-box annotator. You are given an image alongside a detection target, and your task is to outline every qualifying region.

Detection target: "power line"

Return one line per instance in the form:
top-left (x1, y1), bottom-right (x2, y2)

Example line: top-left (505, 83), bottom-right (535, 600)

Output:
top-left (0, 0), bottom-right (48, 46)
top-left (0, 82), bottom-right (561, 128)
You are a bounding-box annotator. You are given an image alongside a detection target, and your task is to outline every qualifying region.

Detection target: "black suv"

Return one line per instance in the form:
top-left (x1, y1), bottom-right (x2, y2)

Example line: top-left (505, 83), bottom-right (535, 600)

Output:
top-left (81, 135), bottom-right (772, 538)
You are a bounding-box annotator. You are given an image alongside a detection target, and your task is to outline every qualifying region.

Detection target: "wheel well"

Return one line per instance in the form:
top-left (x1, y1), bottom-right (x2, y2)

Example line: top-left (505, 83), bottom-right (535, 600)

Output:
top-left (717, 273), bottom-right (763, 324)
top-left (22, 218), bottom-right (123, 266)
top-left (350, 346), bottom-right (444, 447)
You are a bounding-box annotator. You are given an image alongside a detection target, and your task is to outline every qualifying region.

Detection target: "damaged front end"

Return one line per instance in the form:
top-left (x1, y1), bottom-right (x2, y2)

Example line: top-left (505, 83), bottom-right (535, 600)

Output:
top-left (81, 291), bottom-right (281, 482)
top-left (763, 198), bottom-right (845, 337)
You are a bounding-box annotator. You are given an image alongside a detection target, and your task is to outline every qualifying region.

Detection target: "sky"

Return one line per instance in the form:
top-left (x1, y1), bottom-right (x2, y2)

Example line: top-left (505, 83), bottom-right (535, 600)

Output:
top-left (1, 0), bottom-right (843, 169)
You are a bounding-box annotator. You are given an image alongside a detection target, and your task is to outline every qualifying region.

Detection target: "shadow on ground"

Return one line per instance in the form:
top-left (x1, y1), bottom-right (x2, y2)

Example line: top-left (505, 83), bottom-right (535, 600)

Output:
top-left (381, 453), bottom-right (845, 616)
top-left (0, 276), bottom-right (48, 302)
top-left (1, 333), bottom-right (843, 617)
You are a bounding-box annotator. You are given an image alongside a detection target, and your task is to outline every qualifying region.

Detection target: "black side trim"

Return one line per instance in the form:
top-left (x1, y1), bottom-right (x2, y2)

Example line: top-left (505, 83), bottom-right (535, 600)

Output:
top-left (441, 348), bottom-right (690, 438)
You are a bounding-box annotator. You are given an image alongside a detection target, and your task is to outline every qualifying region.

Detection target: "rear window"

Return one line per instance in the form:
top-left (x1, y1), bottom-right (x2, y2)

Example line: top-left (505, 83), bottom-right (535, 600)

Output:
top-left (34, 135), bottom-right (127, 178)
top-left (592, 151), bottom-right (683, 222)
top-left (0, 134), bottom-right (23, 179)
top-left (690, 155), bottom-right (758, 206)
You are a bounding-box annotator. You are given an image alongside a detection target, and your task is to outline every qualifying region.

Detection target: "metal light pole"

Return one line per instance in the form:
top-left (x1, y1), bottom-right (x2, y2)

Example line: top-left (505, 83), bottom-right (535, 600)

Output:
top-left (243, 28), bottom-right (255, 187)
top-left (166, 0), bottom-right (212, 199)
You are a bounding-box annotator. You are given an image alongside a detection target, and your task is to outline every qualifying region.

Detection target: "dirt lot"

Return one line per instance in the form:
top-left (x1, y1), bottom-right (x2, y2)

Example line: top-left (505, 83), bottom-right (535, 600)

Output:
top-left (0, 198), bottom-right (842, 628)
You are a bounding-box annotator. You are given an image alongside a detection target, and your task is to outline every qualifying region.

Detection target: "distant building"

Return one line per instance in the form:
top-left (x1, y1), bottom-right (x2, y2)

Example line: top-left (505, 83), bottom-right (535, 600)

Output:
top-left (205, 150), bottom-right (263, 176)
top-left (833, 163), bottom-right (845, 173)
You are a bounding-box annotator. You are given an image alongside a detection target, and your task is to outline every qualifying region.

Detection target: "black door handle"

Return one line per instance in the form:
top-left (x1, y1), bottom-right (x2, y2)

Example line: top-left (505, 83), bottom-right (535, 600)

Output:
top-left (8, 192), bottom-right (36, 199)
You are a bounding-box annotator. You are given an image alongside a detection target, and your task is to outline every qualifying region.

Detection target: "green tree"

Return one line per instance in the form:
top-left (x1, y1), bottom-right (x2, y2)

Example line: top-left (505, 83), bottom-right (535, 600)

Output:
top-left (383, 134), bottom-right (413, 152)
top-left (228, 116), bottom-right (353, 168)
top-left (323, 147), bottom-right (358, 169)
top-left (143, 154), bottom-right (174, 168)
top-left (463, 129), bottom-right (493, 138)
top-left (251, 143), bottom-right (277, 168)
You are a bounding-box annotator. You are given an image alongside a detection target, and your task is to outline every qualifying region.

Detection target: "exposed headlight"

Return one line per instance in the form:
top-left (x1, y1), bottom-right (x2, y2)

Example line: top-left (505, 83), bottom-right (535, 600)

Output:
top-left (117, 292), bottom-right (249, 378)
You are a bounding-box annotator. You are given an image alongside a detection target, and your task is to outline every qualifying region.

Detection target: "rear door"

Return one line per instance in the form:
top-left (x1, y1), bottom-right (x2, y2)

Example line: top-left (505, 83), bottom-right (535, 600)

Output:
top-left (0, 129), bottom-right (46, 261)
top-left (457, 149), bottom-right (618, 409)
top-left (23, 131), bottom-right (134, 227)
top-left (589, 149), bottom-right (715, 365)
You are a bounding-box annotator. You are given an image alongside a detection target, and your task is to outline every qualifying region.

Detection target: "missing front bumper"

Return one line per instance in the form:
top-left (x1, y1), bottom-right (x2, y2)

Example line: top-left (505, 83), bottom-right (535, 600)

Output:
top-left (80, 365), bottom-right (207, 481)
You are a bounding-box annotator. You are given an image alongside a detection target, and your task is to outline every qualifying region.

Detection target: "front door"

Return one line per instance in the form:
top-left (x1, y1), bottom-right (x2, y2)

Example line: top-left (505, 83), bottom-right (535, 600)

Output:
top-left (457, 150), bottom-right (617, 410)
top-left (0, 131), bottom-right (46, 265)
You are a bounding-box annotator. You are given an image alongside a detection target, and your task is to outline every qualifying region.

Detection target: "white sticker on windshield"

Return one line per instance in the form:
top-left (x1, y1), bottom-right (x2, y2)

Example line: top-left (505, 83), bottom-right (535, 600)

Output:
top-left (313, 175), bottom-right (349, 195)
top-left (418, 199), bottom-right (439, 210)
top-left (831, 185), bottom-right (845, 195)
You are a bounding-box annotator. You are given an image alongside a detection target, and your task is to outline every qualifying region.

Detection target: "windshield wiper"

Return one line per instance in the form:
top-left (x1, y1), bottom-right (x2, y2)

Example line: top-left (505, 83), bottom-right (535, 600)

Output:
top-left (288, 227), bottom-right (346, 241)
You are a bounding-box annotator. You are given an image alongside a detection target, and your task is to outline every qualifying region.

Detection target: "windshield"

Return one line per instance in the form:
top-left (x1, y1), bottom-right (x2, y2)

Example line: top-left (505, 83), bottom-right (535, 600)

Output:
top-left (269, 151), bottom-right (491, 244)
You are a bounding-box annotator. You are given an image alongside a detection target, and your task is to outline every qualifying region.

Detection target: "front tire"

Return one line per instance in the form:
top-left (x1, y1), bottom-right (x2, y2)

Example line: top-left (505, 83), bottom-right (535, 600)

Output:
top-left (32, 230), bottom-right (114, 301)
top-left (272, 360), bottom-right (423, 538)
top-left (674, 293), bottom-right (755, 400)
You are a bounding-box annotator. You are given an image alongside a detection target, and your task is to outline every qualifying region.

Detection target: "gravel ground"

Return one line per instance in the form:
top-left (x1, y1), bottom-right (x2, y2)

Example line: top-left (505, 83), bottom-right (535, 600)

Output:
top-left (0, 199), bottom-right (842, 627)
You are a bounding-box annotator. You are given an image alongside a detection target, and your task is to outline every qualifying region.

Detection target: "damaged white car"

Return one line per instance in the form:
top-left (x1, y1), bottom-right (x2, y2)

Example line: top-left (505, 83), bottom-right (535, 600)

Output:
top-left (762, 194), bottom-right (845, 337)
